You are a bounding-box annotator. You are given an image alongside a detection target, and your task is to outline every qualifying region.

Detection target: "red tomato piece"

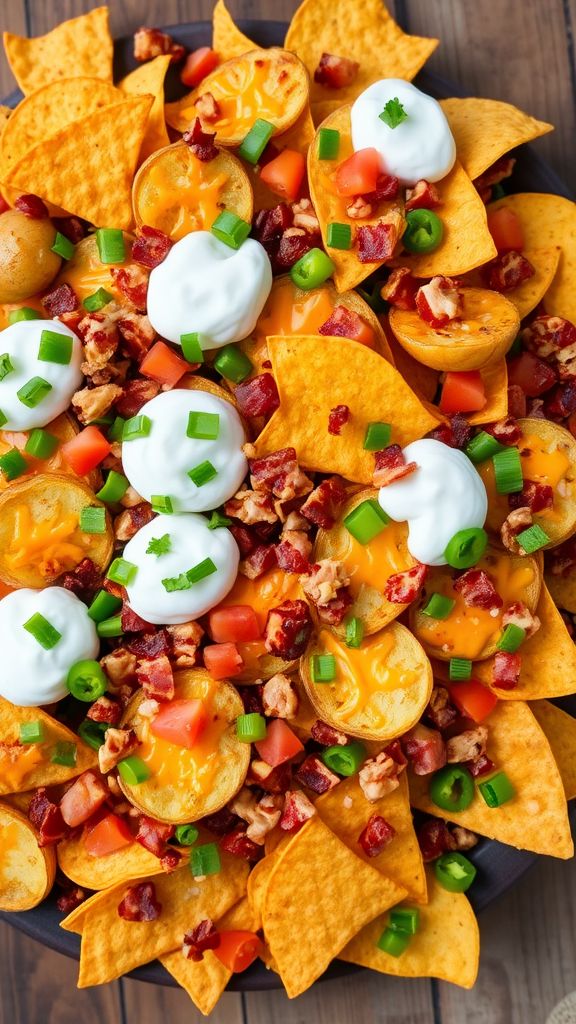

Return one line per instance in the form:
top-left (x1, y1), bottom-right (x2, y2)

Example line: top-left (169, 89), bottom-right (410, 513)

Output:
top-left (213, 930), bottom-right (264, 973)
top-left (487, 208), bottom-right (525, 253)
top-left (84, 813), bottom-right (133, 857)
top-left (254, 718), bottom-right (304, 767)
top-left (203, 642), bottom-right (244, 680)
top-left (59, 771), bottom-right (109, 828)
top-left (449, 679), bottom-right (498, 723)
top-left (150, 699), bottom-right (208, 749)
top-left (61, 425), bottom-right (111, 476)
top-left (180, 47), bottom-right (219, 88)
top-left (208, 605), bottom-right (261, 644)
top-left (259, 150), bottom-right (306, 202)
top-left (140, 341), bottom-right (192, 387)
top-left (334, 148), bottom-right (380, 197)
top-left (439, 371), bottom-right (486, 414)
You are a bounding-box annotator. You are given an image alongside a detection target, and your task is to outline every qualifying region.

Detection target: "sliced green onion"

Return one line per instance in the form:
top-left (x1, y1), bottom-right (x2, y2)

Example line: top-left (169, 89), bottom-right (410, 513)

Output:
top-left (83, 287), bottom-right (113, 312)
top-left (363, 422), bottom-right (392, 451)
top-left (207, 510), bottom-right (232, 529)
top-left (379, 97), bottom-right (408, 129)
top-left (377, 926), bottom-right (411, 957)
top-left (0, 447), bottom-right (27, 480)
top-left (213, 344), bottom-right (253, 383)
top-left (122, 414), bottom-right (152, 441)
top-left (24, 428), bottom-right (59, 460)
top-left (497, 623), bottom-right (526, 653)
top-left (317, 127), bottom-right (340, 160)
top-left (478, 771), bottom-right (516, 808)
top-left (345, 616), bottom-right (364, 648)
top-left (343, 498), bottom-right (389, 544)
top-left (236, 712), bottom-right (267, 742)
top-left (108, 415), bottom-right (126, 442)
top-left (118, 755), bottom-right (150, 785)
top-left (211, 210), bottom-right (251, 249)
top-left (96, 228), bottom-right (126, 264)
top-left (422, 593), bottom-right (455, 619)
top-left (78, 720), bottom-right (109, 750)
top-left (19, 721), bottom-right (45, 744)
top-left (357, 280), bottom-right (388, 314)
top-left (17, 376), bottom-right (52, 408)
top-left (23, 612), bottom-right (61, 649)
top-left (429, 765), bottom-right (475, 812)
top-left (310, 653), bottom-right (336, 683)
top-left (79, 506), bottom-right (107, 534)
top-left (444, 527), bottom-right (488, 569)
top-left (175, 824), bottom-right (199, 846)
top-left (326, 222), bottom-right (352, 250)
top-left (107, 557), bottom-right (137, 586)
top-left (465, 430), bottom-right (505, 464)
top-left (162, 558), bottom-right (217, 592)
top-left (321, 741), bottom-right (366, 776)
top-left (389, 907), bottom-right (420, 935)
top-left (187, 411), bottom-right (220, 440)
top-left (38, 328), bottom-right (73, 365)
top-left (50, 741), bottom-right (77, 767)
top-left (191, 842), bottom-right (221, 876)
top-left (492, 446), bottom-right (523, 494)
top-left (188, 460), bottom-right (217, 487)
top-left (151, 494), bottom-right (173, 514)
top-left (0, 410), bottom-right (6, 428)
top-left (402, 209), bottom-right (443, 254)
top-left (238, 118), bottom-right (274, 164)
top-left (66, 660), bottom-right (108, 702)
top-left (96, 614), bottom-right (124, 638)
top-left (0, 352), bottom-right (14, 381)
top-left (516, 523), bottom-right (550, 554)
top-left (449, 657), bottom-right (472, 681)
top-left (180, 332), bottom-right (204, 363)
top-left (8, 307), bottom-right (41, 324)
top-left (96, 470), bottom-right (129, 504)
top-left (434, 852), bottom-right (476, 893)
top-left (88, 589), bottom-right (122, 623)
top-left (51, 231), bottom-right (75, 260)
top-left (290, 247), bottom-right (334, 290)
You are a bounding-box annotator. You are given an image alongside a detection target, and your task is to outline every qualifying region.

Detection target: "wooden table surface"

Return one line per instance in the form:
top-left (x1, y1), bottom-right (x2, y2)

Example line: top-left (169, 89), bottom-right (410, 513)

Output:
top-left (1, 1), bottom-right (576, 1022)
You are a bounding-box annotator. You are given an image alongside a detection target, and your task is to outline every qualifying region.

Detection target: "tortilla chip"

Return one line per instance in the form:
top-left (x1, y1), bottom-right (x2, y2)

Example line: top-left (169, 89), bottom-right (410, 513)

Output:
top-left (0, 697), bottom-right (97, 795)
top-left (468, 359), bottom-right (508, 425)
top-left (546, 570), bottom-right (576, 614)
top-left (530, 701), bottom-right (576, 801)
top-left (489, 193), bottom-right (576, 324)
top-left (285, 0), bottom-right (438, 107)
top-left (384, 329), bottom-right (438, 401)
top-left (465, 247), bottom-right (562, 320)
top-left (212, 0), bottom-right (256, 60)
top-left (409, 700), bottom-right (573, 858)
top-left (440, 98), bottom-right (553, 182)
top-left (341, 868), bottom-right (479, 988)
top-left (2, 96), bottom-right (153, 229)
top-left (72, 853), bottom-right (248, 987)
top-left (253, 335), bottom-right (440, 483)
top-left (394, 162), bottom-right (498, 278)
top-left (262, 815), bottom-right (406, 997)
top-left (3, 8), bottom-right (113, 95)
top-left (56, 831), bottom-right (169, 891)
top-left (308, 105), bottom-right (405, 292)
top-left (119, 56), bottom-right (171, 164)
top-left (316, 774), bottom-right (427, 903)
top-left (247, 851), bottom-right (280, 928)
top-left (0, 106), bottom-right (11, 128)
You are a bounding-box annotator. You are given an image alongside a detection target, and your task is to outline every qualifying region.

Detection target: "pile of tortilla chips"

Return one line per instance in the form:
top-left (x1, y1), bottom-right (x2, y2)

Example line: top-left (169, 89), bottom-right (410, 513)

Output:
top-left (1, 0), bottom-right (576, 1015)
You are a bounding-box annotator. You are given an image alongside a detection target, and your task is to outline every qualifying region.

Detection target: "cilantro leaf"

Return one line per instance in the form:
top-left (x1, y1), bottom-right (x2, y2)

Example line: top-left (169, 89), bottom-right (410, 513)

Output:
top-left (379, 97), bottom-right (408, 129)
top-left (162, 572), bottom-right (192, 592)
top-left (146, 533), bottom-right (171, 557)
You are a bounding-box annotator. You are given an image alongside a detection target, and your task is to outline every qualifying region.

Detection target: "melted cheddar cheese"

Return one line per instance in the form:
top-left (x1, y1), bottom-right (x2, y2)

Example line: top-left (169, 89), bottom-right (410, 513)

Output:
top-left (6, 503), bottom-right (87, 578)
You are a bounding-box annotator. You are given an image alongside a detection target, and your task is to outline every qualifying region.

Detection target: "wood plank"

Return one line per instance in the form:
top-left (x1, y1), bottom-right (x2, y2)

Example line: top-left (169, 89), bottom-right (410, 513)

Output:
top-left (120, 974), bottom-right (245, 1023)
top-left (0, 1), bottom-right (27, 98)
top-left (0, 921), bottom-right (123, 1024)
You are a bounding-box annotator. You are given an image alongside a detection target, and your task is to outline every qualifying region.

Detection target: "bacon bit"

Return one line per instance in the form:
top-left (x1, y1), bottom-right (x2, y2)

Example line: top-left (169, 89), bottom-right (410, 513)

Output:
top-left (446, 726), bottom-right (488, 763)
top-left (467, 753), bottom-right (495, 778)
top-left (53, 215), bottom-right (86, 243)
top-left (358, 814), bottom-right (396, 857)
top-left (182, 919), bottom-right (220, 962)
top-left (405, 179), bottom-right (441, 211)
top-left (417, 819), bottom-right (457, 862)
top-left (132, 226), bottom-right (173, 269)
top-left (114, 502), bottom-right (156, 543)
top-left (415, 276), bottom-right (462, 327)
top-left (135, 815), bottom-right (175, 857)
top-left (41, 282), bottom-right (79, 316)
top-left (295, 755), bottom-right (340, 794)
top-left (384, 562), bottom-right (428, 604)
top-left (121, 604), bottom-right (153, 633)
top-left (451, 825), bottom-right (479, 851)
top-left (253, 203), bottom-right (293, 244)
top-left (28, 789), bottom-right (69, 846)
top-left (328, 404), bottom-right (350, 435)
top-left (300, 476), bottom-right (347, 530)
top-left (292, 198), bottom-right (320, 233)
top-left (426, 686), bottom-right (458, 732)
top-left (522, 315), bottom-right (576, 367)
top-left (301, 558), bottom-right (350, 608)
top-left (509, 481), bottom-right (553, 514)
top-left (275, 229), bottom-right (322, 271)
top-left (474, 156), bottom-right (516, 199)
top-left (230, 789), bottom-right (283, 844)
top-left (117, 312), bottom-right (156, 361)
top-left (240, 543), bottom-right (278, 580)
top-left (365, 173), bottom-right (400, 204)
top-left (101, 648), bottom-right (138, 690)
top-left (110, 266), bottom-right (149, 312)
top-left (280, 789), bottom-right (316, 833)
top-left (235, 373), bottom-right (280, 418)
top-left (160, 848), bottom-right (182, 872)
top-left (264, 600), bottom-right (313, 660)
top-left (276, 538), bottom-right (313, 574)
top-left (358, 752), bottom-right (400, 802)
top-left (318, 307), bottom-right (364, 343)
top-left (60, 557), bottom-right (101, 601)
top-left (430, 414), bottom-right (473, 450)
top-left (508, 351), bottom-right (557, 397)
top-left (225, 489), bottom-right (278, 526)
top-left (373, 444), bottom-right (418, 487)
top-left (314, 52), bottom-right (359, 88)
top-left (310, 720), bottom-right (349, 746)
top-left (487, 251), bottom-right (535, 291)
top-left (220, 825), bottom-right (261, 862)
top-left (201, 807), bottom-right (241, 836)
top-left (500, 506), bottom-right (532, 554)
top-left (167, 621), bottom-right (203, 668)
top-left (317, 587), bottom-right (353, 625)
top-left (357, 221), bottom-right (398, 262)
top-left (544, 381), bottom-right (576, 419)
top-left (137, 654), bottom-right (175, 702)
top-left (492, 650), bottom-right (521, 690)
top-left (229, 524), bottom-right (259, 556)
top-left (383, 739), bottom-right (408, 768)
top-left (508, 384), bottom-right (528, 419)
top-left (98, 727), bottom-right (138, 774)
top-left (402, 724), bottom-right (446, 775)
top-left (346, 196), bottom-right (372, 219)
top-left (250, 449), bottom-right (313, 502)
top-left (134, 26), bottom-right (185, 63)
top-left (126, 630), bottom-right (171, 659)
top-left (381, 267), bottom-right (419, 310)
top-left (56, 885), bottom-right (85, 913)
top-left (115, 378), bottom-right (160, 417)
top-left (118, 881), bottom-right (162, 922)
top-left (453, 568), bottom-right (503, 612)
top-left (77, 310), bottom-right (119, 378)
top-left (248, 759), bottom-right (292, 794)
top-left (194, 92), bottom-right (221, 122)
top-left (182, 117), bottom-right (218, 161)
top-left (87, 696), bottom-right (121, 725)
top-left (72, 383), bottom-right (122, 425)
top-left (59, 771), bottom-right (109, 827)
top-left (15, 193), bottom-right (48, 218)
top-left (484, 415), bottom-right (522, 445)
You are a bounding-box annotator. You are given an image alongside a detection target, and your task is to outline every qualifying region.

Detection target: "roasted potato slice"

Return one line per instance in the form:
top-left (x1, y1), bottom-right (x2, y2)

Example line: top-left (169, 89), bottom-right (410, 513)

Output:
top-left (56, 231), bottom-right (134, 304)
top-left (0, 801), bottom-right (56, 910)
top-left (0, 412), bottom-right (101, 493)
top-left (57, 830), bottom-right (169, 891)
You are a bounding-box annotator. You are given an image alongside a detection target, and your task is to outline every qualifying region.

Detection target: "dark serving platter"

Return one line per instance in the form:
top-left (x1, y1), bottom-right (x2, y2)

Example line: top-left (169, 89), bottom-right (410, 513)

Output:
top-left (1, 17), bottom-right (575, 994)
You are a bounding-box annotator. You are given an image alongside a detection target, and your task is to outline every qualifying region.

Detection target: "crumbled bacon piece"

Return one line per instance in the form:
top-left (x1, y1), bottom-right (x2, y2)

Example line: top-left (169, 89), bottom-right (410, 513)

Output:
top-left (264, 600), bottom-right (313, 660)
top-left (56, 885), bottom-right (85, 914)
top-left (467, 753), bottom-right (495, 778)
top-left (373, 444), bottom-right (418, 487)
top-left (446, 726), bottom-right (488, 764)
top-left (137, 654), bottom-right (175, 702)
top-left (318, 306), bottom-right (364, 341)
top-left (225, 489), bottom-right (278, 526)
top-left (365, 173), bottom-right (400, 204)
top-left (544, 381), bottom-right (576, 419)
top-left (509, 480), bottom-right (553, 514)
top-left (502, 601), bottom-right (540, 637)
top-left (182, 919), bottom-right (220, 962)
top-left (474, 156), bottom-right (516, 200)
top-left (492, 650), bottom-right (521, 690)
top-left (182, 117), bottom-right (219, 161)
top-left (280, 789), bottom-right (316, 832)
top-left (507, 351), bottom-right (558, 397)
top-left (59, 771), bottom-right (109, 827)
top-left (117, 312), bottom-right (156, 361)
top-left (453, 568), bottom-right (503, 611)
top-left (201, 807), bottom-right (241, 836)
top-left (358, 752), bottom-right (401, 801)
top-left (357, 221), bottom-right (398, 262)
top-left (430, 414), bottom-right (473, 450)
top-left (241, 543), bottom-right (278, 580)
top-left (126, 630), bottom-right (171, 658)
top-left (248, 759), bottom-right (292, 794)
top-left (235, 373), bottom-right (280, 417)
top-left (72, 383), bottom-right (123, 425)
top-left (487, 251), bottom-right (535, 291)
top-left (314, 52), bottom-right (359, 88)
top-left (275, 229), bottom-right (322, 271)
top-left (250, 448), bottom-right (313, 502)
top-left (310, 720), bottom-right (349, 746)
top-left (405, 179), bottom-right (441, 211)
top-left (87, 696), bottom-right (121, 725)
top-left (508, 384), bottom-right (528, 419)
top-left (276, 537), bottom-right (313, 574)
top-left (167, 621), bottom-right (203, 667)
top-left (230, 789), bottom-right (283, 844)
top-left (295, 755), bottom-right (340, 794)
top-left (301, 558), bottom-right (350, 608)
top-left (98, 727), bottom-right (138, 774)
top-left (110, 266), bottom-right (149, 312)
top-left (101, 648), bottom-right (138, 690)
top-left (134, 26), bottom-right (185, 63)
top-left (426, 686), bottom-right (458, 732)
top-left (328, 404), bottom-right (350, 435)
top-left (500, 506), bottom-right (532, 553)
top-left (54, 215), bottom-right (86, 243)
top-left (402, 724), bottom-right (446, 775)
top-left (115, 378), bottom-right (159, 417)
top-left (60, 557), bottom-right (101, 601)
top-left (300, 476), bottom-right (347, 530)
top-left (253, 203), bottom-right (293, 244)
top-left (41, 282), bottom-right (79, 316)
top-left (317, 587), bottom-right (353, 625)
top-left (416, 276), bottom-right (462, 327)
top-left (346, 196), bottom-right (372, 219)
top-left (485, 415), bottom-right (522, 445)
top-left (381, 267), bottom-right (419, 310)
top-left (384, 562), bottom-right (428, 604)
top-left (220, 825), bottom-right (261, 861)
top-left (417, 819), bottom-right (457, 862)
top-left (77, 310), bottom-right (119, 378)
top-left (383, 739), bottom-right (408, 768)
top-left (135, 815), bottom-right (175, 857)
top-left (160, 848), bottom-right (182, 872)
top-left (15, 193), bottom-right (48, 218)
top-left (194, 92), bottom-right (221, 123)
top-left (132, 226), bottom-right (173, 269)
top-left (522, 315), bottom-right (576, 370)
top-left (121, 605), bottom-right (152, 634)
top-left (118, 882), bottom-right (162, 922)
top-left (114, 502), bottom-right (156, 543)
top-left (358, 814), bottom-right (396, 857)
top-left (29, 789), bottom-right (69, 846)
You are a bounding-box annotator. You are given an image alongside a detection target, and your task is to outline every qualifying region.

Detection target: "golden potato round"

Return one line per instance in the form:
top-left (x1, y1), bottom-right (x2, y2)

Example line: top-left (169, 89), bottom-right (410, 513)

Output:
top-left (0, 209), bottom-right (61, 303)
top-left (56, 231), bottom-right (134, 304)
top-left (0, 801), bottom-right (56, 910)
top-left (0, 412), bottom-right (102, 494)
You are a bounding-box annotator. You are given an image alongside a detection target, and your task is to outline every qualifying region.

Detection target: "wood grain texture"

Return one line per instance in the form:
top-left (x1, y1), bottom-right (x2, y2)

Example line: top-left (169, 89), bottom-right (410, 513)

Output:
top-left (120, 974), bottom-right (245, 1024)
top-left (0, 0), bottom-right (26, 96)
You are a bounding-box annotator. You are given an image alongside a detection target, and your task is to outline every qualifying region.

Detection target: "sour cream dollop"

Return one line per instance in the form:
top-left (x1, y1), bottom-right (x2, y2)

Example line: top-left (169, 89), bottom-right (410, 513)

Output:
top-left (0, 587), bottom-right (99, 706)
top-left (146, 232), bottom-right (272, 350)
top-left (350, 79), bottom-right (456, 186)
top-left (121, 389), bottom-right (247, 513)
top-left (0, 319), bottom-right (83, 430)
top-left (377, 439), bottom-right (487, 566)
top-left (123, 513), bottom-right (239, 625)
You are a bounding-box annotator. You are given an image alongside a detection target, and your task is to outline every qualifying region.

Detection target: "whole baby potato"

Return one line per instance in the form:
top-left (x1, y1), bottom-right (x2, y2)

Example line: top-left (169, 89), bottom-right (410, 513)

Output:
top-left (0, 209), bottom-right (61, 303)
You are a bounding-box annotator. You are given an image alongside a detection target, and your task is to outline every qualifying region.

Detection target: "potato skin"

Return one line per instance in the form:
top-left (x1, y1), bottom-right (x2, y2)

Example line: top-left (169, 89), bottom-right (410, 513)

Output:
top-left (0, 209), bottom-right (61, 303)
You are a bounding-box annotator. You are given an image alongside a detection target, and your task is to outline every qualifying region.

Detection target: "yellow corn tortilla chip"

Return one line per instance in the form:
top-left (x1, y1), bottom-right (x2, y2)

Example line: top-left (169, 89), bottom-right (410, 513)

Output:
top-left (468, 359), bottom-right (508, 425)
top-left (247, 850), bottom-right (279, 929)
top-left (409, 700), bottom-right (573, 858)
top-left (0, 696), bottom-right (97, 795)
top-left (285, 0), bottom-right (438, 107)
top-left (253, 335), bottom-right (440, 482)
top-left (530, 701), bottom-right (576, 801)
top-left (394, 162), bottom-right (498, 278)
top-left (341, 868), bottom-right (479, 988)
top-left (316, 774), bottom-right (427, 903)
top-left (0, 106), bottom-right (11, 128)
top-left (56, 831), bottom-right (170, 891)
top-left (3, 7), bottom-right (113, 96)
top-left (440, 98), bottom-right (553, 182)
top-left (212, 0), bottom-right (256, 60)
top-left (262, 815), bottom-right (406, 997)
top-left (546, 570), bottom-right (576, 614)
top-left (119, 56), bottom-right (171, 164)
top-left (2, 96), bottom-right (153, 229)
top-left (464, 247), bottom-right (562, 320)
top-left (489, 193), bottom-right (576, 324)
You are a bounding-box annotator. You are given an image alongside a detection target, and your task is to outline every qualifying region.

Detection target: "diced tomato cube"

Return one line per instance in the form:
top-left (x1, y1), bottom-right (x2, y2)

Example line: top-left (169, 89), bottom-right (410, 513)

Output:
top-left (61, 426), bottom-right (111, 476)
top-left (449, 679), bottom-right (498, 723)
top-left (487, 207), bottom-right (525, 253)
top-left (208, 605), bottom-right (261, 644)
top-left (203, 642), bottom-right (244, 680)
top-left (439, 371), bottom-right (486, 414)
top-left (259, 150), bottom-right (306, 202)
top-left (335, 148), bottom-right (380, 197)
top-left (84, 813), bottom-right (133, 857)
top-left (150, 699), bottom-right (208, 749)
top-left (254, 718), bottom-right (304, 767)
top-left (140, 341), bottom-right (192, 387)
top-left (180, 47), bottom-right (219, 88)
top-left (213, 930), bottom-right (264, 973)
